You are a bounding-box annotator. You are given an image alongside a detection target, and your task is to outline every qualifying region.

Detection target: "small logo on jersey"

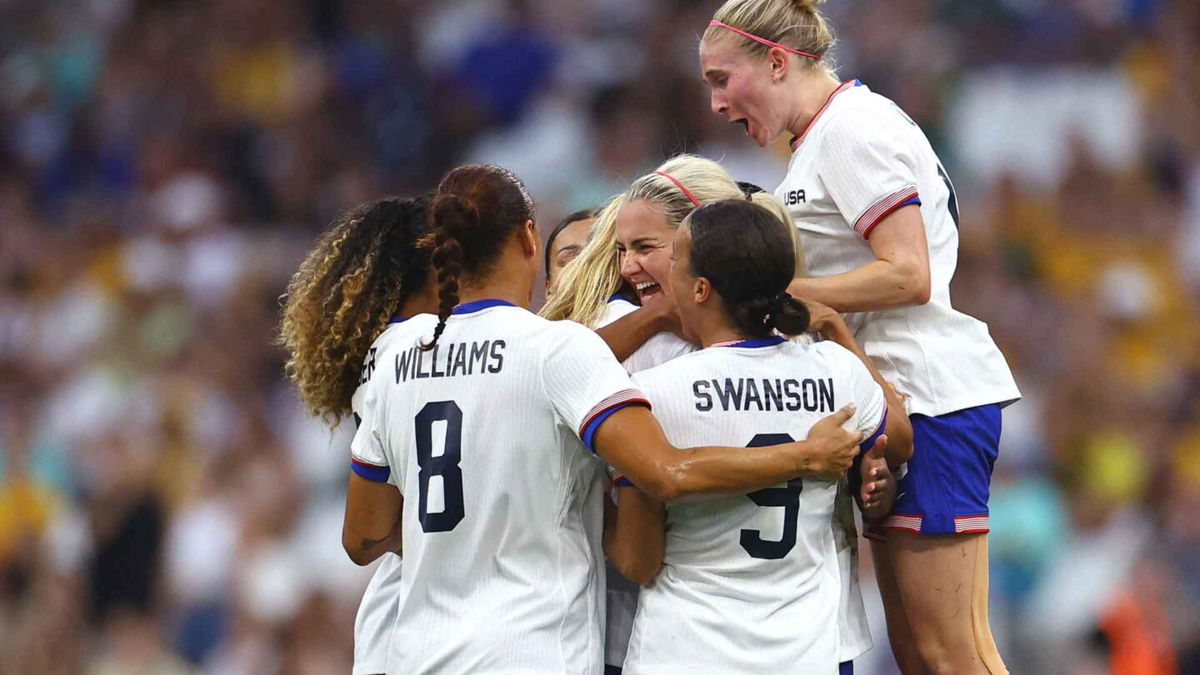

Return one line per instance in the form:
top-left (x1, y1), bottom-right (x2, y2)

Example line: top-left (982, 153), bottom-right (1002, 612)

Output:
top-left (783, 189), bottom-right (806, 206)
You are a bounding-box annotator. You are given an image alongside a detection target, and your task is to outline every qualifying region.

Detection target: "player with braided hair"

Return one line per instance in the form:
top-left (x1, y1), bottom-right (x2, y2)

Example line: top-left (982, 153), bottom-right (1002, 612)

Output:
top-left (340, 163), bottom-right (870, 673)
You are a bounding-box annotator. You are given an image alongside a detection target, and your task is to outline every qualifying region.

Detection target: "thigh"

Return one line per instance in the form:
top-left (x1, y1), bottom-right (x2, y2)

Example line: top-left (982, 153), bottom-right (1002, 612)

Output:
top-left (870, 540), bottom-right (924, 674)
top-left (887, 532), bottom-right (1007, 674)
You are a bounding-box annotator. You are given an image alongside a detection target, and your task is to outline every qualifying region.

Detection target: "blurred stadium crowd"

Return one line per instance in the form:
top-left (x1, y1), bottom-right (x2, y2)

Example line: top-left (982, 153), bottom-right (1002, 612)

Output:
top-left (0, 0), bottom-right (1196, 673)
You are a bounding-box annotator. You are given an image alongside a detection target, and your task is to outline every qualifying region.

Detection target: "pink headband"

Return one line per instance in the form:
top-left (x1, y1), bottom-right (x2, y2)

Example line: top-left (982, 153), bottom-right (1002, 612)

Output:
top-left (708, 20), bottom-right (821, 61)
top-left (654, 171), bottom-right (702, 207)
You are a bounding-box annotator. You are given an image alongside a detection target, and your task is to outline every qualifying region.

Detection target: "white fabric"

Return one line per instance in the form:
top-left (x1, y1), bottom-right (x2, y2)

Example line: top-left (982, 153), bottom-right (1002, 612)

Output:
top-left (349, 315), bottom-right (436, 675)
top-left (776, 81), bottom-right (1021, 418)
top-left (354, 303), bottom-right (641, 674)
top-left (623, 340), bottom-right (884, 673)
top-left (595, 297), bottom-right (697, 668)
top-left (596, 297), bottom-right (697, 373)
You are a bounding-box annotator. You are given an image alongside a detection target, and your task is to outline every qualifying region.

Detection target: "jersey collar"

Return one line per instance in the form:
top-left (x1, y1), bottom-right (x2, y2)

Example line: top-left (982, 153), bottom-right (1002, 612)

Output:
top-left (388, 315), bottom-right (411, 324)
top-left (789, 79), bottom-right (862, 151)
top-left (452, 298), bottom-right (517, 315)
top-left (710, 335), bottom-right (787, 349)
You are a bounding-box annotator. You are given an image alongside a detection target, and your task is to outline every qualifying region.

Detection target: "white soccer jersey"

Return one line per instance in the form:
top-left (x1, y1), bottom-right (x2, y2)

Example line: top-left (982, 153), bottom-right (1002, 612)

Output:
top-left (349, 315), bottom-right (437, 675)
top-left (595, 296), bottom-right (698, 669)
top-left (622, 337), bottom-right (885, 674)
top-left (776, 80), bottom-right (1020, 417)
top-left (350, 299), bottom-right (647, 674)
top-left (596, 296), bottom-right (697, 372)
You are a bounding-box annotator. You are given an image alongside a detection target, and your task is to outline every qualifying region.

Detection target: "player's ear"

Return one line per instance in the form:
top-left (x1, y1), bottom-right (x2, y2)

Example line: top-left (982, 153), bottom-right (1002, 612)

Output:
top-left (694, 276), bottom-right (713, 305)
top-left (519, 219), bottom-right (538, 259)
top-left (768, 46), bottom-right (790, 82)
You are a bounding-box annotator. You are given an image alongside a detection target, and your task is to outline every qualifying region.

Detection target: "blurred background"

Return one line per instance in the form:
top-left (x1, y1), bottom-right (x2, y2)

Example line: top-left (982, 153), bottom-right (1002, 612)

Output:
top-left (0, 0), bottom-right (1196, 673)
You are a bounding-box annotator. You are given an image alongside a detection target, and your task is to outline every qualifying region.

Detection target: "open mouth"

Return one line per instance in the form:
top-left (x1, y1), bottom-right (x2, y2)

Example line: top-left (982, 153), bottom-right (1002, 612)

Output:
top-left (634, 281), bottom-right (662, 301)
top-left (734, 118), bottom-right (750, 136)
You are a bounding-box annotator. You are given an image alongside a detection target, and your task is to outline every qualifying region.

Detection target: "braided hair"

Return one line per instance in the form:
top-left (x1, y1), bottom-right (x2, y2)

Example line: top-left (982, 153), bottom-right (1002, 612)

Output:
top-left (422, 164), bottom-right (535, 350)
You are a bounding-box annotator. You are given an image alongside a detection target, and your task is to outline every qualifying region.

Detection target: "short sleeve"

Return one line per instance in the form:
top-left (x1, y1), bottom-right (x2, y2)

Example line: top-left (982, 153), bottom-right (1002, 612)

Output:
top-left (541, 323), bottom-right (650, 453)
top-left (818, 110), bottom-right (921, 239)
top-left (841, 350), bottom-right (888, 452)
top-left (350, 381), bottom-right (392, 485)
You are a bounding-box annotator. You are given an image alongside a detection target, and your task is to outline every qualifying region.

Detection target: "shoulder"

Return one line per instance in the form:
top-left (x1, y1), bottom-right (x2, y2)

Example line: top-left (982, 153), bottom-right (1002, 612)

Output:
top-left (631, 348), bottom-right (711, 389)
top-left (818, 89), bottom-right (912, 147)
top-left (806, 340), bottom-right (863, 372)
top-left (597, 297), bottom-right (639, 328)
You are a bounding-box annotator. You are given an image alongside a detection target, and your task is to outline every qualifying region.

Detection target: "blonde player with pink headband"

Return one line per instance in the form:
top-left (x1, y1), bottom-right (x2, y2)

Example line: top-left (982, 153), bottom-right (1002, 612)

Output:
top-left (700, 2), bottom-right (1021, 674)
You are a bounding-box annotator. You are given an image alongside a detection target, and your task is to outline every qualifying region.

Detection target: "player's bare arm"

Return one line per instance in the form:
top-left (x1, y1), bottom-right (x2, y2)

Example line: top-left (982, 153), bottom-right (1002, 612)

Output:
top-left (787, 205), bottom-right (931, 313)
top-left (603, 485), bottom-right (665, 586)
top-left (595, 302), bottom-right (681, 362)
top-left (802, 299), bottom-right (913, 465)
top-left (593, 404), bottom-right (862, 501)
top-left (342, 473), bottom-right (404, 566)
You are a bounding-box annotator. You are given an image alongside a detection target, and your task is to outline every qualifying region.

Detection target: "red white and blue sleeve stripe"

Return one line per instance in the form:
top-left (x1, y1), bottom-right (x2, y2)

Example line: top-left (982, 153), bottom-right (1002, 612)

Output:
top-left (351, 457), bottom-right (391, 483)
top-left (579, 388), bottom-right (651, 453)
top-left (854, 186), bottom-right (920, 239)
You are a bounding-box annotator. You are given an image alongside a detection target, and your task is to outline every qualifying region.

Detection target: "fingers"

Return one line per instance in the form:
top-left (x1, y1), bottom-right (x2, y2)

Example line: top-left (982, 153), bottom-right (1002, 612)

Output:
top-left (865, 433), bottom-right (888, 459)
top-left (825, 404), bottom-right (856, 427)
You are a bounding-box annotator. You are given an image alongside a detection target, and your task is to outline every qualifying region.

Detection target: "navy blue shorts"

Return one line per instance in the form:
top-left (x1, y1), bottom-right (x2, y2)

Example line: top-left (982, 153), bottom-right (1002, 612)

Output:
top-left (882, 404), bottom-right (1001, 535)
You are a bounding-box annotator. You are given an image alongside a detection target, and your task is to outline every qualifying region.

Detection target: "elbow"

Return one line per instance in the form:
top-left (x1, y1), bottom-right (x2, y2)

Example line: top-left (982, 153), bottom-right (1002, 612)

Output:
top-left (639, 467), bottom-right (683, 502)
top-left (612, 555), bottom-right (661, 587)
top-left (342, 532), bottom-right (378, 567)
top-left (895, 262), bottom-right (931, 306)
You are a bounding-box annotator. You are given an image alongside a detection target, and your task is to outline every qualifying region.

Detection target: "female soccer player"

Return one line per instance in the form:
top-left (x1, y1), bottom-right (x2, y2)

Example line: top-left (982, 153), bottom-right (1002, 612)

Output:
top-left (609, 198), bottom-right (911, 674)
top-left (544, 155), bottom-right (894, 674)
top-left (544, 208), bottom-right (596, 296)
top-left (277, 196), bottom-right (437, 675)
top-left (700, 2), bottom-right (1022, 672)
top-left (338, 163), bottom-right (866, 673)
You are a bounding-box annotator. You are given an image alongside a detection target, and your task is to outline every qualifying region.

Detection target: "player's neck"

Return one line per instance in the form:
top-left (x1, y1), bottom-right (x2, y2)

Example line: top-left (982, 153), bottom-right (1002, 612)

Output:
top-left (457, 253), bottom-right (534, 310)
top-left (695, 317), bottom-right (750, 349)
top-left (786, 70), bottom-right (842, 139)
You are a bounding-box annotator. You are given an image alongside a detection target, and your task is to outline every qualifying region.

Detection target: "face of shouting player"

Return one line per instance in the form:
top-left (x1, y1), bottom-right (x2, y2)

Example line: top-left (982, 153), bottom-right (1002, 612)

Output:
top-left (700, 35), bottom-right (792, 148)
top-left (616, 199), bottom-right (676, 315)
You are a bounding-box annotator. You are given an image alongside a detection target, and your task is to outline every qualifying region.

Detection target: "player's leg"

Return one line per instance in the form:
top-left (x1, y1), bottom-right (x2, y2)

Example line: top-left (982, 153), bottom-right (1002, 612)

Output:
top-left (886, 532), bottom-right (1006, 674)
top-left (880, 404), bottom-right (1007, 674)
top-left (869, 539), bottom-right (924, 674)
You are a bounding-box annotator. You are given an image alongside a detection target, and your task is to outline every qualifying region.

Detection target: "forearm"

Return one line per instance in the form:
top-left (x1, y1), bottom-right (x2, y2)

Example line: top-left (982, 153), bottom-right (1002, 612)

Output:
top-left (603, 487), bottom-right (665, 586)
top-left (788, 260), bottom-right (926, 313)
top-left (343, 516), bottom-right (402, 565)
top-left (658, 443), bottom-right (833, 500)
top-left (821, 322), bottom-right (912, 465)
top-left (595, 307), bottom-right (670, 362)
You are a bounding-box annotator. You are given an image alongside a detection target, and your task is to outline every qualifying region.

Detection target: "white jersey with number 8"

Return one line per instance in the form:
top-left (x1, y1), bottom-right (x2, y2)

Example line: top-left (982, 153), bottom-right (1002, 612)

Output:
top-left (350, 299), bottom-right (647, 674)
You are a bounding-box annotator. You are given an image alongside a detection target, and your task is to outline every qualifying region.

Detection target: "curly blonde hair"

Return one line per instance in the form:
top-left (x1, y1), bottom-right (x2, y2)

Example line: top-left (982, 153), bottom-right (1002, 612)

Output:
top-left (278, 196), bottom-right (431, 425)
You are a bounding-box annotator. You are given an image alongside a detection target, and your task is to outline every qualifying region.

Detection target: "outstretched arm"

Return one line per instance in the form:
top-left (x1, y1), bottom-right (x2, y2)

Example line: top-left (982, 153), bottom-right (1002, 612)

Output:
top-left (592, 405), bottom-right (863, 502)
top-left (595, 304), bottom-right (679, 362)
top-left (803, 301), bottom-right (913, 466)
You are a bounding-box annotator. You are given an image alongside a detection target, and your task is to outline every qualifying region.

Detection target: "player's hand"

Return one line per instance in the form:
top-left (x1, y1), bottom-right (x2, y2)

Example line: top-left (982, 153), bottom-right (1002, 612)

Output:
top-left (801, 405), bottom-right (862, 477)
top-left (859, 435), bottom-right (895, 518)
top-left (800, 299), bottom-right (845, 338)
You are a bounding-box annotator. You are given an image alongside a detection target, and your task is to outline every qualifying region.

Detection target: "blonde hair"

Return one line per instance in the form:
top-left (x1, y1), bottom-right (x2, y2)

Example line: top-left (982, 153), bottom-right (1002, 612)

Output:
top-left (704, 0), bottom-right (835, 66)
top-left (540, 154), bottom-right (802, 326)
